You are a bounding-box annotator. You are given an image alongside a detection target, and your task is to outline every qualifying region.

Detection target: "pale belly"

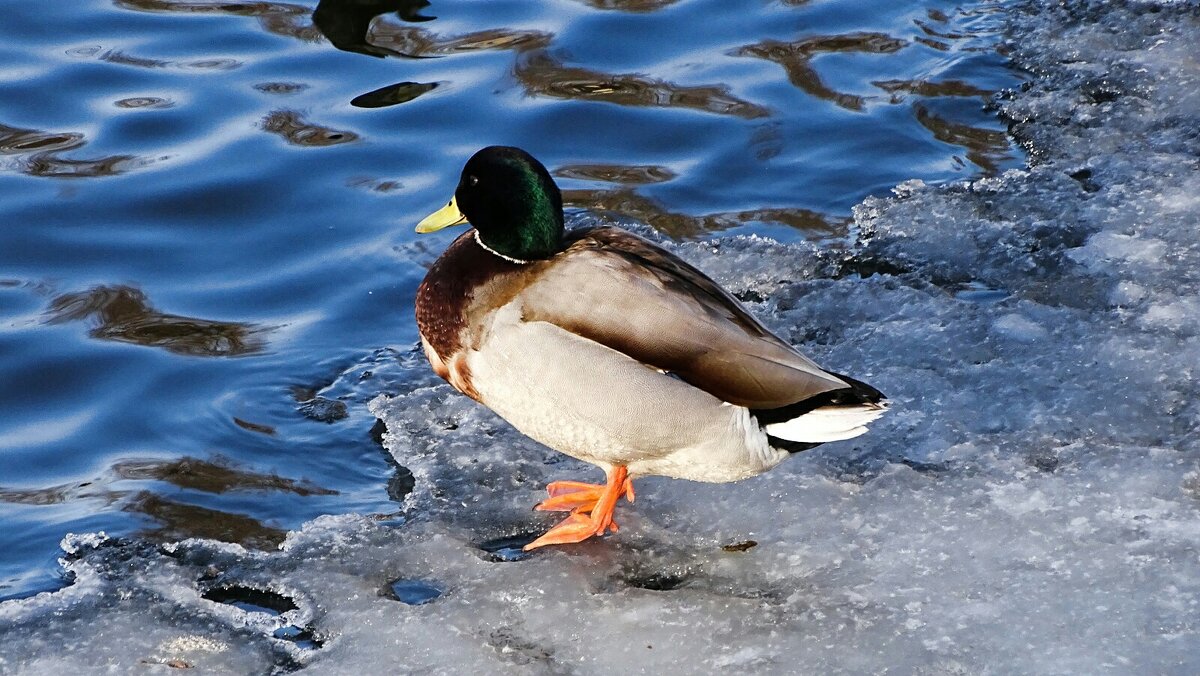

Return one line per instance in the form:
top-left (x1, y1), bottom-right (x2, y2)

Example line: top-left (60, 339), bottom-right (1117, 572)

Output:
top-left (460, 309), bottom-right (789, 482)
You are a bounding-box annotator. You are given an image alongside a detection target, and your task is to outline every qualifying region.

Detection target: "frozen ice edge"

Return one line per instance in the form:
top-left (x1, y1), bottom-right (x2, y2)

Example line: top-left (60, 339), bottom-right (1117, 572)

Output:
top-left (4, 1), bottom-right (1200, 673)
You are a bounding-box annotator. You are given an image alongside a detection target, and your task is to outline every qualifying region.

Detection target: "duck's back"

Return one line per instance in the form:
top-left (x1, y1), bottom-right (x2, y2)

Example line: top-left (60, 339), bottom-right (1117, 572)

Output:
top-left (518, 226), bottom-right (850, 409)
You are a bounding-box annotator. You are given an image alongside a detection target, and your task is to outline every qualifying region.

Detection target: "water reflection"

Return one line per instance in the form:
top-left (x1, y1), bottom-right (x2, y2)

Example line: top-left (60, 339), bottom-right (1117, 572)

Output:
top-left (114, 96), bottom-right (175, 109)
top-left (114, 0), bottom-right (320, 42)
top-left (261, 110), bottom-right (358, 147)
top-left (0, 481), bottom-right (123, 507)
top-left (233, 417), bottom-right (277, 435)
top-left (915, 17), bottom-right (969, 41)
top-left (68, 44), bottom-right (244, 71)
top-left (565, 0), bottom-right (681, 11)
top-left (554, 163), bottom-right (676, 184)
top-left (912, 14), bottom-right (967, 52)
top-left (0, 121), bottom-right (147, 179)
top-left (254, 82), bottom-right (310, 95)
top-left (369, 24), bottom-right (552, 57)
top-left (23, 154), bottom-right (144, 178)
top-left (350, 81), bottom-right (439, 108)
top-left (562, 187), bottom-right (846, 239)
top-left (46, 285), bottom-right (266, 357)
top-left (554, 162), bottom-right (844, 237)
top-left (913, 103), bottom-right (1011, 174)
top-left (311, 0), bottom-right (475, 107)
top-left (116, 0), bottom-right (546, 59)
top-left (0, 123), bottom-right (84, 155)
top-left (312, 0), bottom-right (546, 59)
top-left (346, 176), bottom-right (404, 193)
top-left (128, 492), bottom-right (289, 548)
top-left (734, 32), bottom-right (907, 111)
top-left (516, 50), bottom-right (769, 119)
top-left (0, 457), bottom-right (334, 504)
top-left (313, 0), bottom-right (436, 58)
top-left (872, 78), bottom-right (992, 103)
top-left (96, 48), bottom-right (171, 69)
top-left (0, 456), bottom-right (334, 548)
top-left (112, 456), bottom-right (337, 496)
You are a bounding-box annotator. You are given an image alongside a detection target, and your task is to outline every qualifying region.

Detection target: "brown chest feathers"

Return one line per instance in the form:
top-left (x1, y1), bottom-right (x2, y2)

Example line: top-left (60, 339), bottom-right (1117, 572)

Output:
top-left (415, 231), bottom-right (533, 399)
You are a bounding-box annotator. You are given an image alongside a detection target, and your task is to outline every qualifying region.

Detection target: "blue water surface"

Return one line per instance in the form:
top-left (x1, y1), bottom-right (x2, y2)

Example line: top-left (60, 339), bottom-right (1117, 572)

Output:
top-left (0, 0), bottom-right (1021, 599)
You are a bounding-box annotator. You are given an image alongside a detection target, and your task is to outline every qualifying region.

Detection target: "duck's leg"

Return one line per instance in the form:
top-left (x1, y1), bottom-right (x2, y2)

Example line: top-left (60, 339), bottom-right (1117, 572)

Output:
top-left (524, 466), bottom-right (631, 550)
top-left (534, 475), bottom-right (635, 513)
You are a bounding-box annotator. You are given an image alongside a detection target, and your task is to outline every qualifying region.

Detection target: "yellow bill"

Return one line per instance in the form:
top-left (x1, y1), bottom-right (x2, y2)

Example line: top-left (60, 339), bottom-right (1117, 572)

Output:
top-left (415, 195), bottom-right (468, 233)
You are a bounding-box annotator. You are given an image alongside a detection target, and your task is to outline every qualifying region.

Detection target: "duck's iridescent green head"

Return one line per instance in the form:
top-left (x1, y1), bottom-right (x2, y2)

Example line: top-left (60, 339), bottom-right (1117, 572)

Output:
top-left (416, 146), bottom-right (564, 262)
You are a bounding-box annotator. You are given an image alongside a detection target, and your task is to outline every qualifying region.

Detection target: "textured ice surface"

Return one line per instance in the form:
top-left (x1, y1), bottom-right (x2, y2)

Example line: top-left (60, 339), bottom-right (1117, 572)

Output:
top-left (3, 1), bottom-right (1200, 673)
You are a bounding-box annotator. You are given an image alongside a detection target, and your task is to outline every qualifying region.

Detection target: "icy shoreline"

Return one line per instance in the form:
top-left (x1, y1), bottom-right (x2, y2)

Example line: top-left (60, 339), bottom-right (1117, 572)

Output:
top-left (3, 1), bottom-right (1200, 673)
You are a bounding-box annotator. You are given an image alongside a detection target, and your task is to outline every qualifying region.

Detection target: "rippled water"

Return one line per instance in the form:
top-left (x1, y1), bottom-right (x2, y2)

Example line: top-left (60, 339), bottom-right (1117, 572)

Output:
top-left (0, 0), bottom-right (1020, 599)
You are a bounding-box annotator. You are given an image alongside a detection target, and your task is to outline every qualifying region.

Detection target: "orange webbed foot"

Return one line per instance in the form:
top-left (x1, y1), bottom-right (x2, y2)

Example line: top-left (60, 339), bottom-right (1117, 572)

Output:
top-left (545, 480), bottom-right (603, 497)
top-left (524, 466), bottom-right (632, 551)
top-left (524, 513), bottom-right (600, 549)
top-left (534, 482), bottom-right (606, 513)
top-left (533, 476), bottom-right (635, 513)
top-left (537, 477), bottom-right (638, 516)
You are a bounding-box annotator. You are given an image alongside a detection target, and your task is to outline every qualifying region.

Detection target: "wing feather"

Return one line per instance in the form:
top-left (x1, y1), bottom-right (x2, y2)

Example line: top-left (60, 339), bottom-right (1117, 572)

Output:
top-left (518, 227), bottom-right (847, 408)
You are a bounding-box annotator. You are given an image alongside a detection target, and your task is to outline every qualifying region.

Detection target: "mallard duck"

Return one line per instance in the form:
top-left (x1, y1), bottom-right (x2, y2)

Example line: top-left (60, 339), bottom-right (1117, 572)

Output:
top-left (414, 146), bottom-right (887, 550)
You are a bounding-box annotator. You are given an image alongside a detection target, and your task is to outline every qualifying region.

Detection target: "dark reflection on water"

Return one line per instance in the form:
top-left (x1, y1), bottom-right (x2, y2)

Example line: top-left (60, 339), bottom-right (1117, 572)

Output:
top-left (914, 103), bottom-right (1012, 174)
top-left (0, 456), bottom-right (334, 548)
top-left (70, 45), bottom-right (245, 71)
top-left (873, 78), bottom-right (992, 102)
top-left (370, 24), bottom-right (552, 57)
top-left (114, 97), bottom-right (175, 109)
top-left (312, 0), bottom-right (454, 106)
top-left (0, 482), bottom-right (125, 507)
top-left (911, 9), bottom-right (982, 53)
top-left (23, 154), bottom-right (145, 178)
top-left (113, 456), bottom-right (338, 496)
top-left (261, 110), bottom-right (359, 147)
top-left (563, 188), bottom-right (847, 239)
top-left (255, 81), bottom-right (309, 94)
top-left (516, 50), bottom-right (769, 119)
top-left (0, 122), bottom-right (147, 178)
top-left (0, 457), bottom-right (334, 504)
top-left (46, 286), bottom-right (266, 357)
top-left (313, 0), bottom-right (437, 58)
top-left (735, 32), bottom-right (908, 112)
top-left (115, 0), bottom-right (321, 42)
top-left (554, 164), bottom-right (677, 185)
top-left (347, 176), bottom-right (404, 192)
top-left (351, 81), bottom-right (440, 108)
top-left (917, 16), bottom-right (970, 41)
top-left (0, 123), bottom-right (84, 155)
top-left (234, 417), bottom-right (278, 435)
top-left (96, 48), bottom-right (172, 69)
top-left (313, 0), bottom-right (548, 59)
top-left (567, 0), bottom-right (681, 11)
top-left (129, 492), bottom-right (289, 548)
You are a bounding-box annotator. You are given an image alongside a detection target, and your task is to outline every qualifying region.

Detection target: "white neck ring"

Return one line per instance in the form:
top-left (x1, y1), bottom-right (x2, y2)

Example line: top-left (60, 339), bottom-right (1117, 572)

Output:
top-left (474, 230), bottom-right (531, 265)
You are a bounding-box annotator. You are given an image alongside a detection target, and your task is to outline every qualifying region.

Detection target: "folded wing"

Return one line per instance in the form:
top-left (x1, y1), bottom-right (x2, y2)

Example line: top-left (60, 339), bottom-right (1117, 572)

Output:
top-left (518, 227), bottom-right (848, 409)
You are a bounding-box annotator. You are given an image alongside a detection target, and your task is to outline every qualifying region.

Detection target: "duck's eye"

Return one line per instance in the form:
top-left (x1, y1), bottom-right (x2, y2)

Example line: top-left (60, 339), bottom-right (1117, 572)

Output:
top-left (468, 175), bottom-right (479, 186)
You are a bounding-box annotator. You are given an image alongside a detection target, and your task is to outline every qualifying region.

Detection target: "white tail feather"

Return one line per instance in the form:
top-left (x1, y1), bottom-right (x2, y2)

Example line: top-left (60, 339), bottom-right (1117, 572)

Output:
top-left (765, 403), bottom-right (888, 443)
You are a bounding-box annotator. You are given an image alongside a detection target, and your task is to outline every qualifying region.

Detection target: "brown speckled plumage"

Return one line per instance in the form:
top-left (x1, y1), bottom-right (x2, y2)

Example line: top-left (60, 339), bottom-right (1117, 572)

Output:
top-left (415, 230), bottom-right (534, 399)
top-left (416, 231), bottom-right (511, 359)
